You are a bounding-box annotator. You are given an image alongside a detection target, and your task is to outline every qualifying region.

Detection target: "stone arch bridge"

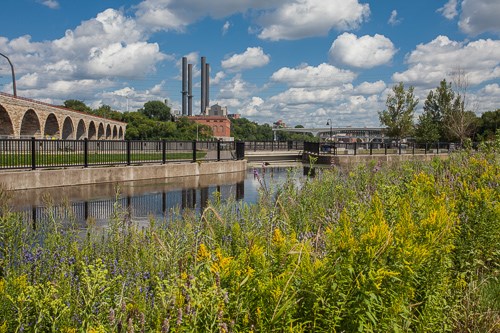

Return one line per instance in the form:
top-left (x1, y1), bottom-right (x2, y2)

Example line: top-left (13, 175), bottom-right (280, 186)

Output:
top-left (0, 93), bottom-right (126, 139)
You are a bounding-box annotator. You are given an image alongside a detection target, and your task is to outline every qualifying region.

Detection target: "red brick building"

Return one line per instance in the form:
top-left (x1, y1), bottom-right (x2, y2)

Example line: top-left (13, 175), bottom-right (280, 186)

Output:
top-left (188, 115), bottom-right (232, 140)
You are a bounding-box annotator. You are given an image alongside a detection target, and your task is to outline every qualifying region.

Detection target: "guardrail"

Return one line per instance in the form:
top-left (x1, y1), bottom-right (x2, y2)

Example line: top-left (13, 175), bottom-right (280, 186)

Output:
top-left (0, 138), bottom-right (245, 170)
top-left (244, 140), bottom-right (304, 152)
top-left (304, 141), bottom-right (467, 156)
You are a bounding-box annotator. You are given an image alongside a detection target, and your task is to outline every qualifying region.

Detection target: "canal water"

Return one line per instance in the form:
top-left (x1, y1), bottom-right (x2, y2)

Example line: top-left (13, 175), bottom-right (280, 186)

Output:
top-left (7, 165), bottom-right (315, 228)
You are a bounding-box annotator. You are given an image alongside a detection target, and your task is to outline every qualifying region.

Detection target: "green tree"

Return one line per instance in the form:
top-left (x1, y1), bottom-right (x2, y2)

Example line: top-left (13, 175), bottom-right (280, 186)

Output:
top-left (378, 82), bottom-right (418, 141)
top-left (476, 109), bottom-right (500, 140)
top-left (415, 79), bottom-right (454, 142)
top-left (63, 100), bottom-right (92, 113)
top-left (230, 118), bottom-right (273, 141)
top-left (93, 105), bottom-right (123, 121)
top-left (415, 111), bottom-right (441, 143)
top-left (138, 101), bottom-right (172, 122)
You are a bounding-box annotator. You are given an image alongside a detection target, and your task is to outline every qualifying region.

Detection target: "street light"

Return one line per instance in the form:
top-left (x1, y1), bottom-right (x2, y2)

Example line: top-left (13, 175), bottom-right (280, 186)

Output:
top-left (326, 119), bottom-right (332, 142)
top-left (0, 52), bottom-right (17, 96)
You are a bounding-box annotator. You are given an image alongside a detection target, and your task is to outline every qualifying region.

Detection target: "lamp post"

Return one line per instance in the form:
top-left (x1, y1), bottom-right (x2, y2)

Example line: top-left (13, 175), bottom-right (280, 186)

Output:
top-left (0, 52), bottom-right (17, 96)
top-left (326, 119), bottom-right (332, 142)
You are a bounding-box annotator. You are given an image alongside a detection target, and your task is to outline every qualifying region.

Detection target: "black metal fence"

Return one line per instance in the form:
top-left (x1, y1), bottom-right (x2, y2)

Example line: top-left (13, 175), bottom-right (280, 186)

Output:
top-left (0, 138), bottom-right (245, 170)
top-left (304, 141), bottom-right (463, 156)
top-left (244, 140), bottom-right (304, 152)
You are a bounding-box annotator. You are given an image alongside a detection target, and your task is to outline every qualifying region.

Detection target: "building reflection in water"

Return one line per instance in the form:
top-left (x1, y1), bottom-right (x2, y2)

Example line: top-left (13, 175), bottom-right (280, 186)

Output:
top-left (9, 170), bottom-right (246, 228)
top-left (9, 166), bottom-right (316, 228)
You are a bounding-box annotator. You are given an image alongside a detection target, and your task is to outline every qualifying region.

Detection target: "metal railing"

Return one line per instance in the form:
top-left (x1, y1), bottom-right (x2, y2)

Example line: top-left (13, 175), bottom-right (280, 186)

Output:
top-left (0, 138), bottom-right (245, 170)
top-left (244, 140), bottom-right (304, 152)
top-left (304, 141), bottom-right (464, 156)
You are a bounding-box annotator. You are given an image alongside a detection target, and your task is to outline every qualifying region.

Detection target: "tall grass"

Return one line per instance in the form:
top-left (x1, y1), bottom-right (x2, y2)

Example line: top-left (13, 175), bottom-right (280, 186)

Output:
top-left (0, 136), bottom-right (499, 332)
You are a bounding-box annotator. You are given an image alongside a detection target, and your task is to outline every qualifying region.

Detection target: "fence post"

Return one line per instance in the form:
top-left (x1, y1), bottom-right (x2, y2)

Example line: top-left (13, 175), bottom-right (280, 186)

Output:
top-left (127, 140), bottom-right (131, 165)
top-left (162, 140), bottom-right (166, 164)
top-left (84, 138), bottom-right (88, 168)
top-left (384, 142), bottom-right (387, 155)
top-left (369, 142), bottom-right (372, 155)
top-left (425, 143), bottom-right (428, 155)
top-left (217, 139), bottom-right (221, 161)
top-left (354, 141), bottom-right (357, 156)
top-left (436, 142), bottom-right (439, 154)
top-left (236, 141), bottom-right (245, 160)
top-left (31, 137), bottom-right (36, 170)
top-left (192, 140), bottom-right (197, 162)
top-left (412, 142), bottom-right (415, 155)
top-left (398, 141), bottom-right (402, 155)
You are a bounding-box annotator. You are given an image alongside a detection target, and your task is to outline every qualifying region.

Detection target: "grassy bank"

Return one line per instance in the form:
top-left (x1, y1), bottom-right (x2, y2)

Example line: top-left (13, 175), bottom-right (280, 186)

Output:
top-left (0, 138), bottom-right (499, 332)
top-left (0, 152), bottom-right (206, 168)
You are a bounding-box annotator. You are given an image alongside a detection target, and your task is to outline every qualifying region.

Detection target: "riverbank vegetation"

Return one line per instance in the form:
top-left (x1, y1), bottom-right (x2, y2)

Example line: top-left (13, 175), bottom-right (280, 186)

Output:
top-left (0, 137), bottom-right (499, 332)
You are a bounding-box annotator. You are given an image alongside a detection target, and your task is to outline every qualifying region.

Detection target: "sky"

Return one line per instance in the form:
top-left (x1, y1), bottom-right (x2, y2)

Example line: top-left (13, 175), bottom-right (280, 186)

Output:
top-left (1, 0), bottom-right (499, 128)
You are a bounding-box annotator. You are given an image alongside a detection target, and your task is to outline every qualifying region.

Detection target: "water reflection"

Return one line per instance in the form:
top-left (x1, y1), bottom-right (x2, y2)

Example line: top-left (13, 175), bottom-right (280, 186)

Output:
top-left (8, 166), bottom-right (311, 228)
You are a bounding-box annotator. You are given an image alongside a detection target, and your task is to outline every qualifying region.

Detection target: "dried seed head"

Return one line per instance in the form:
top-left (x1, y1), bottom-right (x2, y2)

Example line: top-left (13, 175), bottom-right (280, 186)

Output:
top-left (108, 308), bottom-right (116, 325)
top-left (161, 318), bottom-right (170, 333)
top-left (127, 317), bottom-right (134, 333)
top-left (177, 308), bottom-right (183, 326)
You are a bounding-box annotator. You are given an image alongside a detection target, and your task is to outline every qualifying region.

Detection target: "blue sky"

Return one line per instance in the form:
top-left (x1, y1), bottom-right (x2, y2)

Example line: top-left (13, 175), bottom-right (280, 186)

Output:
top-left (1, 0), bottom-right (499, 127)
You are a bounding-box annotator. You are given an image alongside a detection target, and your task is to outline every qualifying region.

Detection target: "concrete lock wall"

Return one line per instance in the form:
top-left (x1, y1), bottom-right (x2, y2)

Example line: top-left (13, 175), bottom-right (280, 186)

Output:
top-left (0, 160), bottom-right (247, 191)
top-left (303, 152), bottom-right (449, 167)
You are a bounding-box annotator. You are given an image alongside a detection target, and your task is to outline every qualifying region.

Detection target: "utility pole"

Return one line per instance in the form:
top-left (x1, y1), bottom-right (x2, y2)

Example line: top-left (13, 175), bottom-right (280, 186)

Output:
top-left (0, 52), bottom-right (17, 96)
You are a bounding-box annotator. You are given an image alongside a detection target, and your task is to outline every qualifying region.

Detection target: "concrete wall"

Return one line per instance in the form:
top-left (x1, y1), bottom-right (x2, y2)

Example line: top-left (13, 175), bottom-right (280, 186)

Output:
top-left (0, 160), bottom-right (247, 190)
top-left (303, 153), bottom-right (448, 167)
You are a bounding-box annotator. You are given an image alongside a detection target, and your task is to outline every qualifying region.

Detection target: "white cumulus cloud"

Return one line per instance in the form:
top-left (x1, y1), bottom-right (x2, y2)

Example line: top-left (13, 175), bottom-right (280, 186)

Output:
top-left (39, 0), bottom-right (59, 9)
top-left (393, 35), bottom-right (500, 87)
top-left (258, 0), bottom-right (370, 41)
top-left (222, 21), bottom-right (231, 35)
top-left (0, 8), bottom-right (168, 104)
top-left (87, 42), bottom-right (165, 77)
top-left (221, 47), bottom-right (270, 72)
top-left (329, 33), bottom-right (397, 69)
top-left (459, 0), bottom-right (500, 36)
top-left (218, 74), bottom-right (256, 99)
top-left (355, 81), bottom-right (387, 95)
top-left (438, 0), bottom-right (458, 20)
top-left (388, 10), bottom-right (401, 26)
top-left (133, 0), bottom-right (369, 41)
top-left (270, 63), bottom-right (357, 88)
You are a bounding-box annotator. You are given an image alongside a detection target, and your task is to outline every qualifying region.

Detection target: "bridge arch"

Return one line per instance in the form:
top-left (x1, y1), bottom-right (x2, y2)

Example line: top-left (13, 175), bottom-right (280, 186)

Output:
top-left (105, 124), bottom-right (112, 139)
top-left (62, 117), bottom-right (74, 140)
top-left (112, 125), bottom-right (117, 139)
top-left (0, 105), bottom-right (14, 137)
top-left (97, 123), bottom-right (105, 139)
top-left (1, 94), bottom-right (127, 140)
top-left (20, 109), bottom-right (41, 138)
top-left (76, 119), bottom-right (86, 139)
top-left (118, 127), bottom-right (123, 139)
top-left (88, 121), bottom-right (97, 139)
top-left (44, 113), bottom-right (60, 138)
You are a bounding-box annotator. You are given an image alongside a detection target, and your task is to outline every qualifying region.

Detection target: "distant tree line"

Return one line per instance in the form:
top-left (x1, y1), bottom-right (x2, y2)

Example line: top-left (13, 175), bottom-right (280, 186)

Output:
top-left (379, 74), bottom-right (499, 144)
top-left (63, 99), bottom-right (316, 142)
top-left (63, 100), bottom-right (212, 140)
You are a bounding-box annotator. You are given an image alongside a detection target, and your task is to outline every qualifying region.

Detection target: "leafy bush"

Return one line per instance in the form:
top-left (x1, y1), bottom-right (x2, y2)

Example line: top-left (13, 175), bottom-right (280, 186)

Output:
top-left (0, 138), bottom-right (499, 332)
